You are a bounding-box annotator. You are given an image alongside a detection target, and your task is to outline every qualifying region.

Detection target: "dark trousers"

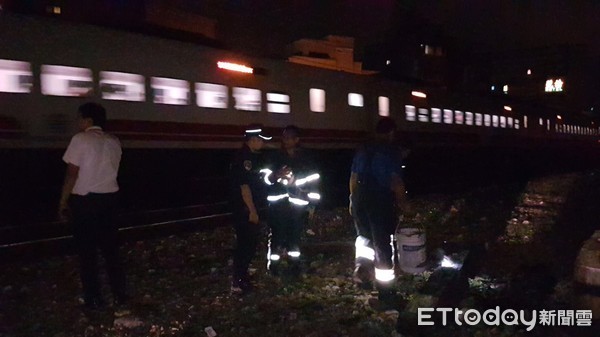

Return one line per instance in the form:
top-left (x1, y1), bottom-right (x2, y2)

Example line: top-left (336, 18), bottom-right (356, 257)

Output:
top-left (352, 190), bottom-right (396, 272)
top-left (70, 192), bottom-right (126, 301)
top-left (268, 201), bottom-right (306, 254)
top-left (232, 210), bottom-right (261, 281)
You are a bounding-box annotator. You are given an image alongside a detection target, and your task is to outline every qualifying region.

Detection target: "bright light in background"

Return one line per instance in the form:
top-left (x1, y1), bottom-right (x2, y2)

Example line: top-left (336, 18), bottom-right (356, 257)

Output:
top-left (46, 6), bottom-right (61, 14)
top-left (386, 60), bottom-right (391, 65)
top-left (217, 61), bottom-right (253, 74)
top-left (545, 78), bottom-right (564, 92)
top-left (504, 106), bottom-right (512, 111)
top-left (557, 115), bottom-right (562, 120)
top-left (491, 85), bottom-right (495, 91)
top-left (527, 69), bottom-right (532, 75)
top-left (411, 91), bottom-right (426, 98)
top-left (441, 256), bottom-right (460, 269)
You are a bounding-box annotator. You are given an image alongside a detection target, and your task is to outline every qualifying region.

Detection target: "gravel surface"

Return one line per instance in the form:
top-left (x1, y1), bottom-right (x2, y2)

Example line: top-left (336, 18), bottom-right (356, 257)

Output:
top-left (1, 172), bottom-right (598, 337)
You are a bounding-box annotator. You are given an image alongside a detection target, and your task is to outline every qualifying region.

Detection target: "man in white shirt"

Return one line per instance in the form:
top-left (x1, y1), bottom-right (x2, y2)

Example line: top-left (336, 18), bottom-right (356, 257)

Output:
top-left (59, 102), bottom-right (127, 309)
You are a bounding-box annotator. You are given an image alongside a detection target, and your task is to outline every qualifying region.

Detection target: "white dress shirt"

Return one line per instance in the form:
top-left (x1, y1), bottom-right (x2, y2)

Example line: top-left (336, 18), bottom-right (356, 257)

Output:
top-left (63, 126), bottom-right (121, 196)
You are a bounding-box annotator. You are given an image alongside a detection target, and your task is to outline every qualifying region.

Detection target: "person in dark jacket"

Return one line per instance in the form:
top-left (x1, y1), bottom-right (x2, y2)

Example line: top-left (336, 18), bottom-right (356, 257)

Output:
top-left (264, 125), bottom-right (320, 276)
top-left (349, 117), bottom-right (409, 306)
top-left (229, 124), bottom-right (271, 294)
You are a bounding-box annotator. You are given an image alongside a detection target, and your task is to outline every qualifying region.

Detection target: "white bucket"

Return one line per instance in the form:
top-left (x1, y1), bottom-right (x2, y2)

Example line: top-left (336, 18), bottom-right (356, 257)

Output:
top-left (396, 227), bottom-right (427, 274)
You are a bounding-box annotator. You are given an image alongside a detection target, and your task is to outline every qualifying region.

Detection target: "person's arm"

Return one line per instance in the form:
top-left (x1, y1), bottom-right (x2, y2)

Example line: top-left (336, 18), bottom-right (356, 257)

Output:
top-left (390, 173), bottom-right (411, 214)
top-left (240, 184), bottom-right (259, 224)
top-left (59, 163), bottom-right (79, 219)
top-left (349, 172), bottom-right (358, 215)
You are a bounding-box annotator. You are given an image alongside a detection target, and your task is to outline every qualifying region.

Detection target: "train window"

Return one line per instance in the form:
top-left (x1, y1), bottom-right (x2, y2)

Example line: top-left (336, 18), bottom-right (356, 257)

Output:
top-left (524, 116), bottom-right (528, 128)
top-left (515, 119), bottom-right (520, 129)
top-left (475, 113), bottom-right (483, 126)
top-left (348, 93), bottom-right (364, 107)
top-left (378, 96), bottom-right (389, 116)
top-left (233, 87), bottom-right (261, 111)
top-left (539, 118), bottom-right (544, 126)
top-left (465, 112), bottom-right (473, 125)
top-left (196, 83), bottom-right (227, 109)
top-left (0, 59), bottom-right (33, 93)
top-left (405, 105), bottom-right (416, 121)
top-left (431, 108), bottom-right (442, 123)
top-left (492, 115), bottom-right (499, 127)
top-left (41, 65), bottom-right (93, 97)
top-left (500, 116), bottom-right (506, 128)
top-left (309, 88), bottom-right (326, 113)
top-left (455, 111), bottom-right (464, 124)
top-left (484, 114), bottom-right (491, 127)
top-left (151, 77), bottom-right (189, 105)
top-left (100, 71), bottom-right (145, 102)
top-left (267, 92), bottom-right (290, 114)
top-left (547, 119), bottom-right (550, 131)
top-left (418, 108), bottom-right (429, 122)
top-left (507, 117), bottom-right (513, 128)
top-left (443, 109), bottom-right (453, 124)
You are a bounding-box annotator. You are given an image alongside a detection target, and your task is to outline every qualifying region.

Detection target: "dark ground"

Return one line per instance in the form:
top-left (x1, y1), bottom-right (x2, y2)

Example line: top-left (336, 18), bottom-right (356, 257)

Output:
top-left (1, 170), bottom-right (599, 337)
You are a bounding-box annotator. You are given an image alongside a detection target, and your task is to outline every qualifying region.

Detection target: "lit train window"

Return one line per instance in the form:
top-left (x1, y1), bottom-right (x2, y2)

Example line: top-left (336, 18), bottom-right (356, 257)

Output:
top-left (378, 96), bottom-right (389, 116)
top-left (233, 87), bottom-right (261, 111)
top-left (507, 117), bottom-right (513, 128)
top-left (267, 92), bottom-right (290, 114)
top-left (484, 114), bottom-right (491, 127)
top-left (196, 83), bottom-right (227, 109)
top-left (547, 119), bottom-right (550, 131)
top-left (151, 77), bottom-right (189, 105)
top-left (443, 109), bottom-right (453, 124)
top-left (418, 108), bottom-right (429, 122)
top-left (500, 116), bottom-right (506, 128)
top-left (539, 118), bottom-right (543, 126)
top-left (431, 108), bottom-right (441, 123)
top-left (0, 59), bottom-right (33, 93)
top-left (492, 115), bottom-right (499, 127)
top-left (310, 88), bottom-right (325, 113)
top-left (454, 110), bottom-right (464, 125)
top-left (524, 116), bottom-right (528, 128)
top-left (514, 120), bottom-right (520, 129)
top-left (100, 71), bottom-right (145, 101)
top-left (405, 105), bottom-right (416, 121)
top-left (42, 65), bottom-right (93, 97)
top-left (475, 113), bottom-right (483, 126)
top-left (348, 93), bottom-right (364, 107)
top-left (465, 112), bottom-right (473, 125)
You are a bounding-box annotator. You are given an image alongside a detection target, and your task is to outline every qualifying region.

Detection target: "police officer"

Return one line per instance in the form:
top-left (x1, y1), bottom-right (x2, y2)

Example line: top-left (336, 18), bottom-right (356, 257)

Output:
top-left (229, 124), bottom-right (271, 295)
top-left (349, 117), bottom-right (408, 304)
top-left (264, 125), bottom-right (320, 276)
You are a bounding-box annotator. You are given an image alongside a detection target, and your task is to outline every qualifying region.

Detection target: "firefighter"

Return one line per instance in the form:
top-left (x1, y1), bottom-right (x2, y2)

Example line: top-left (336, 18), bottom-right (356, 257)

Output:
top-left (229, 124), bottom-right (272, 295)
top-left (349, 117), bottom-right (408, 305)
top-left (264, 125), bottom-right (320, 276)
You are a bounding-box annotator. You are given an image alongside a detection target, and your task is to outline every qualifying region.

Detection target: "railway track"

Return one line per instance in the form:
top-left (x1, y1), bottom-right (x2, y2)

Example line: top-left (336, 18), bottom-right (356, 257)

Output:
top-left (0, 202), bottom-right (233, 259)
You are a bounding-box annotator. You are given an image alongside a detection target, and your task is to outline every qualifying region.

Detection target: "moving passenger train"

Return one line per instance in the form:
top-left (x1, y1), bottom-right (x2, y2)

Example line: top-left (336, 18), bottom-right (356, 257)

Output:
top-left (0, 12), bottom-right (598, 151)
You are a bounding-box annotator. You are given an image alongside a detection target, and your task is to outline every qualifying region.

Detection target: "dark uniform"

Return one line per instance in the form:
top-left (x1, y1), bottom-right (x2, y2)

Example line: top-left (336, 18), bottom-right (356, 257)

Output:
top-left (265, 147), bottom-right (319, 273)
top-left (350, 141), bottom-right (403, 293)
top-left (229, 143), bottom-right (268, 291)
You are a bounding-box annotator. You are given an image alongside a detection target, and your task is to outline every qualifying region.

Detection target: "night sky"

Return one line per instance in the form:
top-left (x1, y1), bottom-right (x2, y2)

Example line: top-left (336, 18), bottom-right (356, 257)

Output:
top-left (186, 0), bottom-right (600, 58)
